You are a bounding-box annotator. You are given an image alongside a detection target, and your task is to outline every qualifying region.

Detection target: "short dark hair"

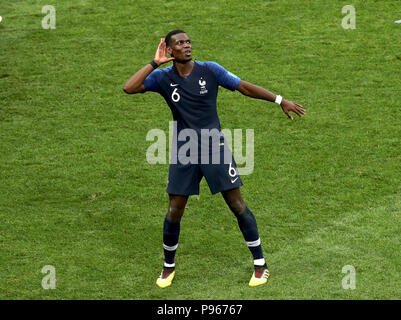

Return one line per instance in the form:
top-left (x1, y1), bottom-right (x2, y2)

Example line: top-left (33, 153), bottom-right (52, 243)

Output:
top-left (165, 29), bottom-right (186, 46)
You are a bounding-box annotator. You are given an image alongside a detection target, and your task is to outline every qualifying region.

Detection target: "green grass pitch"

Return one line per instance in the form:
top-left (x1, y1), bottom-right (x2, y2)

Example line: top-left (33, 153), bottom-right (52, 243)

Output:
top-left (1, 0), bottom-right (401, 299)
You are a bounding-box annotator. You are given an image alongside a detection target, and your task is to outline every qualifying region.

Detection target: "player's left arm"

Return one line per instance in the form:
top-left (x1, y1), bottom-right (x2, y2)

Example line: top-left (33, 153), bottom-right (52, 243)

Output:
top-left (236, 80), bottom-right (306, 120)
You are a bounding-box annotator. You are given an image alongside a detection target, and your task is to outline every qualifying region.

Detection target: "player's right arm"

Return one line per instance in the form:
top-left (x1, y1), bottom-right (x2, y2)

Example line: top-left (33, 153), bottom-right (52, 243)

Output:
top-left (123, 38), bottom-right (175, 94)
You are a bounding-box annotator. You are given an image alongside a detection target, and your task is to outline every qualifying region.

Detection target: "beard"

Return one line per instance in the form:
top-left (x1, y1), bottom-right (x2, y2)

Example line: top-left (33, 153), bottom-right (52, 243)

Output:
top-left (170, 52), bottom-right (192, 64)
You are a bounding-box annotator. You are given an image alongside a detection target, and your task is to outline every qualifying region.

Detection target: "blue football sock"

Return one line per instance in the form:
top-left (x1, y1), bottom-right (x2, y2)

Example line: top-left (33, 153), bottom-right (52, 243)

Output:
top-left (235, 207), bottom-right (264, 263)
top-left (163, 215), bottom-right (180, 267)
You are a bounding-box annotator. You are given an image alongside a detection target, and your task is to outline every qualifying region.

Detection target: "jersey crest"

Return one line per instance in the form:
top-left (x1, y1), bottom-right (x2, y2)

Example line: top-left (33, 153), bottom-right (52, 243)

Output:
top-left (198, 77), bottom-right (208, 95)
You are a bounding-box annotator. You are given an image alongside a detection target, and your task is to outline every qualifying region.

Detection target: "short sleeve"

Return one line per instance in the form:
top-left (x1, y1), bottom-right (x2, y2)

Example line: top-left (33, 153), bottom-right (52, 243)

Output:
top-left (143, 69), bottom-right (164, 93)
top-left (205, 61), bottom-right (241, 91)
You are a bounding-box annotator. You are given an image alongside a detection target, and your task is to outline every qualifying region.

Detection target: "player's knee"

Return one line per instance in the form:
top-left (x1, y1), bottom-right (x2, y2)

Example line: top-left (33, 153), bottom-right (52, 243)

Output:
top-left (228, 199), bottom-right (246, 216)
top-left (168, 205), bottom-right (185, 216)
top-left (167, 204), bottom-right (185, 222)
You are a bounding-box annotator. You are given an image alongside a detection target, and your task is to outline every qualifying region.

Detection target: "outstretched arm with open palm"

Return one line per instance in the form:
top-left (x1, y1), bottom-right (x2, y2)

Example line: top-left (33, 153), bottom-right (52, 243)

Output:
top-left (237, 80), bottom-right (306, 120)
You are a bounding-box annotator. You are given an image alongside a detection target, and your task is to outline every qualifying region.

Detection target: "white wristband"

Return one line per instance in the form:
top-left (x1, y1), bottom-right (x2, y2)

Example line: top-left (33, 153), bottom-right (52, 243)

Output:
top-left (275, 95), bottom-right (283, 105)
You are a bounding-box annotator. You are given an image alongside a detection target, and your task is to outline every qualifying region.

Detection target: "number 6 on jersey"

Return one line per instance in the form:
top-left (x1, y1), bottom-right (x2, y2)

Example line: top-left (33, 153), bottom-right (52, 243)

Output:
top-left (171, 88), bottom-right (180, 102)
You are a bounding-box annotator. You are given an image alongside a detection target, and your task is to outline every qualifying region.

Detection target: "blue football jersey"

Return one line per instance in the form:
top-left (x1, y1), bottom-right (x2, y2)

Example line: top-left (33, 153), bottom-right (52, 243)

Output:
top-left (143, 61), bottom-right (240, 158)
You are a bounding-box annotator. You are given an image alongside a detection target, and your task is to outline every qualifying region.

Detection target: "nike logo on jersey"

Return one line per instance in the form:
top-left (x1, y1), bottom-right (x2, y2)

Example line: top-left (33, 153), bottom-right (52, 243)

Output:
top-left (170, 83), bottom-right (179, 87)
top-left (231, 177), bottom-right (239, 184)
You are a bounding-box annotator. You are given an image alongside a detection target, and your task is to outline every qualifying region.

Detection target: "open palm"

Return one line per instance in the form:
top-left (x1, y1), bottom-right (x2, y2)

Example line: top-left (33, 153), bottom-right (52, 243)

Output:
top-left (154, 38), bottom-right (175, 65)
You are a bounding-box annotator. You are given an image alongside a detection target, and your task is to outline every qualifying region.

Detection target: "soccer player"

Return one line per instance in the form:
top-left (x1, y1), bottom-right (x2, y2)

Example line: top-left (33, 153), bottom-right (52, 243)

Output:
top-left (123, 30), bottom-right (306, 288)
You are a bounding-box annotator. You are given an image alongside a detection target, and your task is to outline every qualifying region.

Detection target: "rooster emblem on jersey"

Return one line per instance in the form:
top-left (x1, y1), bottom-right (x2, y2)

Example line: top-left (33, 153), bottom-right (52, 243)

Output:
top-left (199, 78), bottom-right (208, 94)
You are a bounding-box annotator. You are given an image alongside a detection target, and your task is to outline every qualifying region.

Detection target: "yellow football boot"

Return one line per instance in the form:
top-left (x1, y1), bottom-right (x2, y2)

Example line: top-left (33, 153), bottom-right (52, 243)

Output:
top-left (156, 268), bottom-right (175, 288)
top-left (249, 265), bottom-right (270, 287)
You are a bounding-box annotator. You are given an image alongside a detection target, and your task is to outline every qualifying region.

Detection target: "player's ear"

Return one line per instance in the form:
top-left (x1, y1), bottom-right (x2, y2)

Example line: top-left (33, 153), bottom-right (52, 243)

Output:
top-left (167, 46), bottom-right (173, 56)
